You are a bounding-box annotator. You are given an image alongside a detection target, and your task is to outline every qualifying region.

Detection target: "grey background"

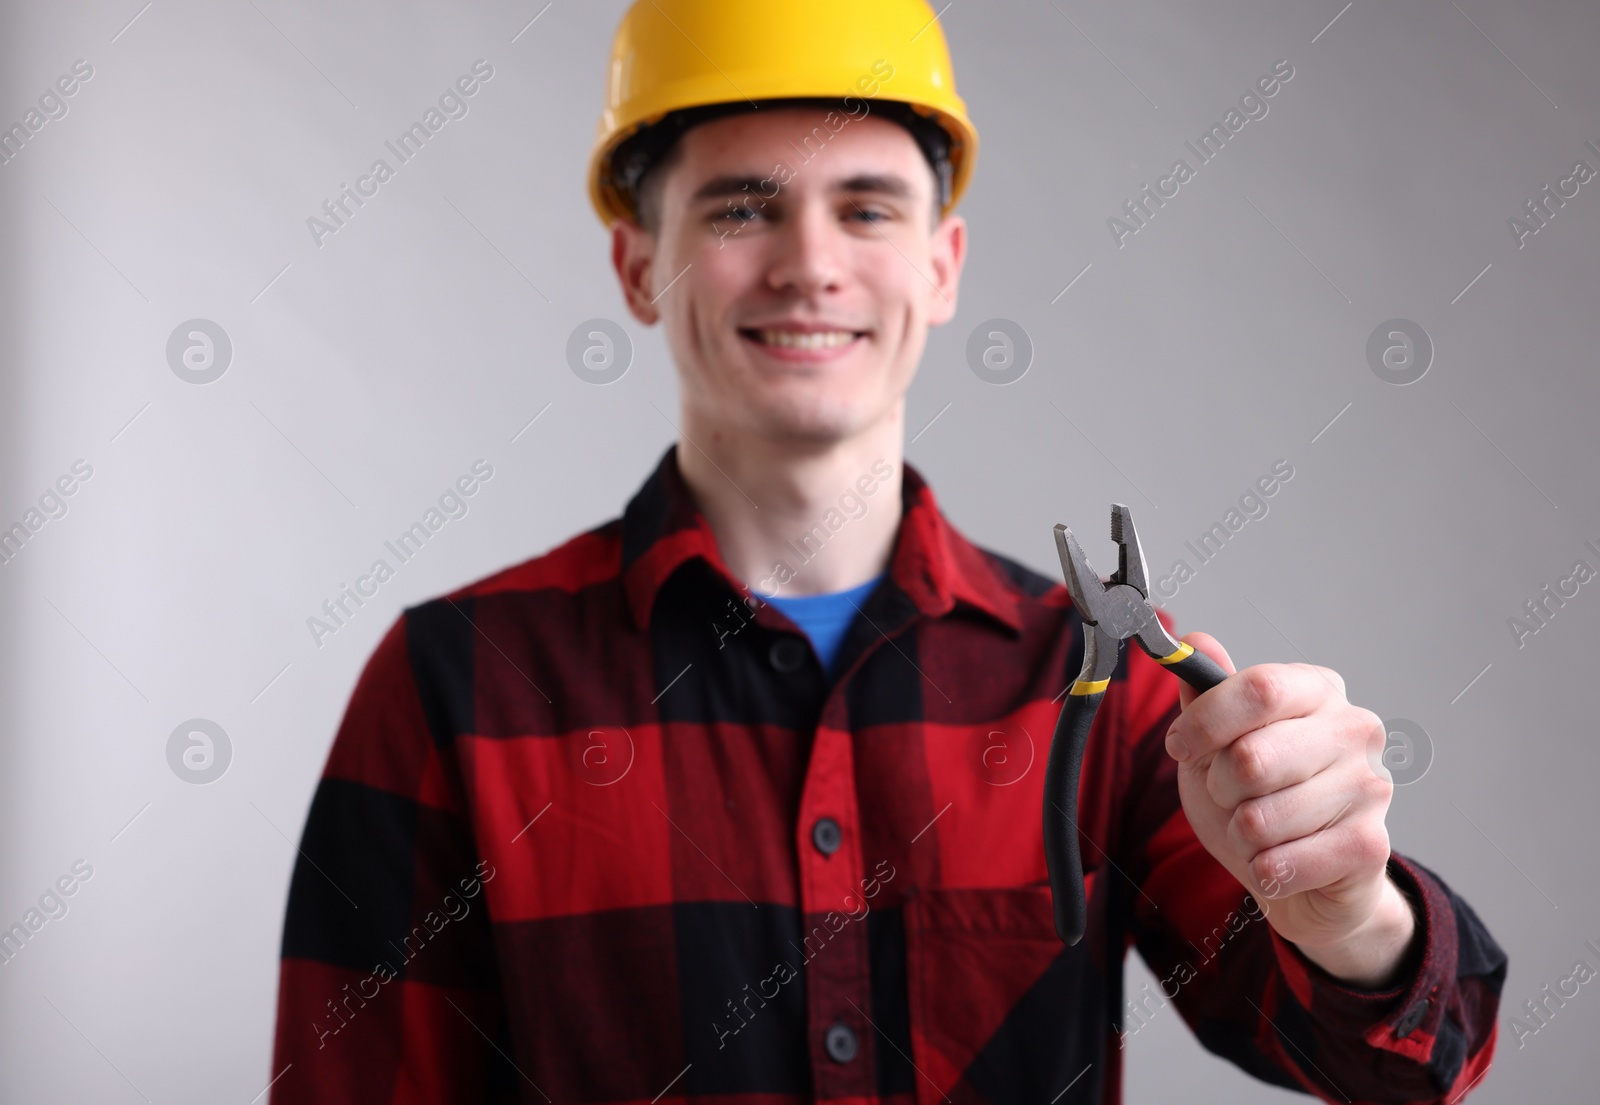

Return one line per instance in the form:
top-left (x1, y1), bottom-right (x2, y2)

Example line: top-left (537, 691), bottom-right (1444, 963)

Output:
top-left (0, 0), bottom-right (1594, 1100)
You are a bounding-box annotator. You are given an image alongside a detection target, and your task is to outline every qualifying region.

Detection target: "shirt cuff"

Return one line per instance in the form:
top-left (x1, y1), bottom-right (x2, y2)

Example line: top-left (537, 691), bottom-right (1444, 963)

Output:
top-left (1266, 853), bottom-right (1458, 1064)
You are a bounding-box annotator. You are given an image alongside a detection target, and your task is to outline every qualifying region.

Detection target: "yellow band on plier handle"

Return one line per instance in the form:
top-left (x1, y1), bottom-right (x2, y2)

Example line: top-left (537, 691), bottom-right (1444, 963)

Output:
top-left (1154, 643), bottom-right (1194, 665)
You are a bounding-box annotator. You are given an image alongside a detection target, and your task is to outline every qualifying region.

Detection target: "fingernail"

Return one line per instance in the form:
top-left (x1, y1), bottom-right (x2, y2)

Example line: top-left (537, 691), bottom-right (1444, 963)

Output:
top-left (1165, 726), bottom-right (1189, 760)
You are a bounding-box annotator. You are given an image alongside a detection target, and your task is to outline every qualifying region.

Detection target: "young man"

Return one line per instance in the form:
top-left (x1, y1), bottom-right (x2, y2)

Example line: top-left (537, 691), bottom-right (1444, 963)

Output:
top-left (270, 2), bottom-right (1505, 1101)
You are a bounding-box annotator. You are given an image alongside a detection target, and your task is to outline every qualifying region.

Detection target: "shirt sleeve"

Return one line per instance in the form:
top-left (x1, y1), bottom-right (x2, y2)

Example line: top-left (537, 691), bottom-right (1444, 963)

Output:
top-left (1113, 608), bottom-right (1508, 1104)
top-left (270, 611), bottom-right (517, 1103)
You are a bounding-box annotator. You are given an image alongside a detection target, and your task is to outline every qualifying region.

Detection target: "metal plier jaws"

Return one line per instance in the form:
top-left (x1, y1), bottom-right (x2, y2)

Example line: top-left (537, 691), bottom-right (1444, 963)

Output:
top-left (1045, 503), bottom-right (1230, 945)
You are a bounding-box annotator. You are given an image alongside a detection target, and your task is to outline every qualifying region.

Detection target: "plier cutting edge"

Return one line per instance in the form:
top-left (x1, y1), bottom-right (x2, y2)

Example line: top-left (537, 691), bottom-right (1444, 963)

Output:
top-left (1045, 503), bottom-right (1231, 945)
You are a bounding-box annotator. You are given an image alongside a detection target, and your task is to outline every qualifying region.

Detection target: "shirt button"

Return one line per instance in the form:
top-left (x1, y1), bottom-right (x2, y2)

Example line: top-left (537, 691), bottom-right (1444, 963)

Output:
top-left (812, 817), bottom-right (842, 855)
top-left (769, 637), bottom-right (808, 673)
top-left (824, 1022), bottom-right (858, 1063)
top-left (1395, 998), bottom-right (1429, 1038)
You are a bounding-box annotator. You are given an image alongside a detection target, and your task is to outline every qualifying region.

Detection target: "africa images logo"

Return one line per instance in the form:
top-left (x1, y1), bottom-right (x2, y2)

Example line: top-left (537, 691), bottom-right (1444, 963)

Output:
top-left (311, 861), bottom-right (495, 1049)
top-left (306, 60), bottom-right (495, 247)
top-left (1108, 60), bottom-right (1295, 248)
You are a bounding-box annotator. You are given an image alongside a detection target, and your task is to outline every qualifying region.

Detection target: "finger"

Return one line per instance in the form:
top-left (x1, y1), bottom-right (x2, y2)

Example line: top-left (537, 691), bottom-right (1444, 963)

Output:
top-left (1203, 716), bottom-right (1345, 810)
top-left (1248, 814), bottom-right (1393, 902)
top-left (1175, 631), bottom-right (1236, 713)
top-left (1224, 755), bottom-right (1388, 857)
top-left (1168, 662), bottom-right (1335, 763)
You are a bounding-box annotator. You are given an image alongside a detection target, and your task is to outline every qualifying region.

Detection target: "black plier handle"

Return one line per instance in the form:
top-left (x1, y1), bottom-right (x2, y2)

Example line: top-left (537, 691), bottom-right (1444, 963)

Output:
top-left (1044, 505), bottom-right (1231, 945)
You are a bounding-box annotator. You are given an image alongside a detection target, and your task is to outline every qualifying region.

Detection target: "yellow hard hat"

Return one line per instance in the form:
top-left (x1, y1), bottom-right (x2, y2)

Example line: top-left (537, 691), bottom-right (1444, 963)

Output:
top-left (588, 0), bottom-right (978, 228)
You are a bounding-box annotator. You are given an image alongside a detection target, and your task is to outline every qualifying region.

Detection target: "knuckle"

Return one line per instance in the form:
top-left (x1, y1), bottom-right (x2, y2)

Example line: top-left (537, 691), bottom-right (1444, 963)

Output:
top-left (1241, 666), bottom-right (1285, 713)
top-left (1352, 707), bottom-right (1385, 745)
top-left (1250, 853), bottom-right (1285, 894)
top-left (1229, 735), bottom-right (1275, 790)
top-left (1233, 799), bottom-right (1273, 849)
top-left (1356, 827), bottom-right (1392, 868)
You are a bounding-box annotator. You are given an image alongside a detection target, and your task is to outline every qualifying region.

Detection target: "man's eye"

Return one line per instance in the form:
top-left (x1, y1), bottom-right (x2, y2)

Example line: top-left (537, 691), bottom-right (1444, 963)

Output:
top-left (849, 207), bottom-right (889, 223)
top-left (716, 206), bottom-right (762, 224)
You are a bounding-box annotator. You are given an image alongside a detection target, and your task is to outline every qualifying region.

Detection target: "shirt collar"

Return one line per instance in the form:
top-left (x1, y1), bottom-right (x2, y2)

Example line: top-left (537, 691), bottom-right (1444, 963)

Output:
top-left (620, 442), bottom-right (1023, 637)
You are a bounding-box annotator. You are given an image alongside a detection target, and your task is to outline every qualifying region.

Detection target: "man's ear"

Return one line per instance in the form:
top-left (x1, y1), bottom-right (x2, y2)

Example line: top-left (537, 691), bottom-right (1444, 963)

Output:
top-left (612, 218), bottom-right (660, 325)
top-left (925, 213), bottom-right (966, 327)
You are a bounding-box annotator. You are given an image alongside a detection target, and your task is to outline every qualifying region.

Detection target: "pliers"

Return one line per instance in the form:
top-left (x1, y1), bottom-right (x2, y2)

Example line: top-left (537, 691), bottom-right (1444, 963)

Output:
top-left (1045, 503), bottom-right (1231, 945)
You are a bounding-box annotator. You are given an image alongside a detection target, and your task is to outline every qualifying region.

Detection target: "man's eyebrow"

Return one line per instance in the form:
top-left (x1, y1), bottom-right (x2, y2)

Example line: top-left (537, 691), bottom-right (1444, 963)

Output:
top-left (689, 174), bottom-right (769, 203)
top-left (687, 171), bottom-right (918, 204)
top-left (833, 173), bottom-right (913, 198)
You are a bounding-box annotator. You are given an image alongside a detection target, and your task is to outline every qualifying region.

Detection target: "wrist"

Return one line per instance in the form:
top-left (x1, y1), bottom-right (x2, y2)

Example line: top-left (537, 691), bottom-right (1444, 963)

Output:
top-left (1293, 874), bottom-right (1419, 990)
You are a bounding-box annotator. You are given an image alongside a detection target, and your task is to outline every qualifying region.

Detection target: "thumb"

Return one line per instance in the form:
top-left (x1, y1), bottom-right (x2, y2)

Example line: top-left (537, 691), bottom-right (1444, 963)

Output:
top-left (1174, 631), bottom-right (1236, 712)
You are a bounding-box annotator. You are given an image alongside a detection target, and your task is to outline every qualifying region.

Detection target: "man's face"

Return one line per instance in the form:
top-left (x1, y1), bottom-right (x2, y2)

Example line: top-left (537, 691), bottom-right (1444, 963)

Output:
top-left (612, 107), bottom-right (966, 446)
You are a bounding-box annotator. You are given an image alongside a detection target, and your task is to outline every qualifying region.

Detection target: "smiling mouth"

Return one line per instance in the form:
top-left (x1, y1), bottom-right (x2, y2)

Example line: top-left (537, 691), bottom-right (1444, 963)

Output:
top-left (740, 328), bottom-right (868, 350)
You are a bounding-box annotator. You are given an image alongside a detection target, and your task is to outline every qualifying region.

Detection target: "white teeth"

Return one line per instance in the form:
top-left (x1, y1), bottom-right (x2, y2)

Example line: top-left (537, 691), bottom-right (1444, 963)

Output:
top-left (755, 329), bottom-right (857, 349)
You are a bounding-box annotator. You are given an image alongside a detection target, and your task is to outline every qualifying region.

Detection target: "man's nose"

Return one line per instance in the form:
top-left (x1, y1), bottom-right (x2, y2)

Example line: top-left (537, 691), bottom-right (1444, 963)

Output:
top-left (766, 202), bottom-right (846, 295)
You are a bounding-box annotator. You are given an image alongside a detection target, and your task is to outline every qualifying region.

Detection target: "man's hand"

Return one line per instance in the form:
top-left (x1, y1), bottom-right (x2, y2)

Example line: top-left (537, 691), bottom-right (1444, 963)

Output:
top-left (1165, 632), bottom-right (1418, 989)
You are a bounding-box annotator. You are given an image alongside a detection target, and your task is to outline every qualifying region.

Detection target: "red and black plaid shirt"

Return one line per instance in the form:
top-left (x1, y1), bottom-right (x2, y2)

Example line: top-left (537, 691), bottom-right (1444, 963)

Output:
top-left (271, 443), bottom-right (1505, 1104)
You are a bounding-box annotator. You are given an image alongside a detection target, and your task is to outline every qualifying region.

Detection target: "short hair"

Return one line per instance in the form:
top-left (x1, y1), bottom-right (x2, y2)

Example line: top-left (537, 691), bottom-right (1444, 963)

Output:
top-left (614, 97), bottom-right (954, 233)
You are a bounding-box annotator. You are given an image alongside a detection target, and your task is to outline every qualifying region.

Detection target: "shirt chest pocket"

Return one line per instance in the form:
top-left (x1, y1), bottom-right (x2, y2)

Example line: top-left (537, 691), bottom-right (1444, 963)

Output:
top-left (902, 883), bottom-right (1101, 1105)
